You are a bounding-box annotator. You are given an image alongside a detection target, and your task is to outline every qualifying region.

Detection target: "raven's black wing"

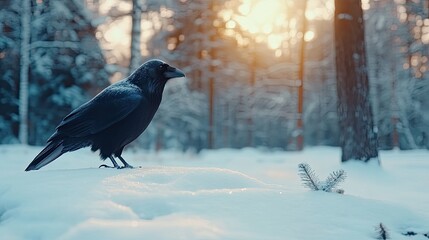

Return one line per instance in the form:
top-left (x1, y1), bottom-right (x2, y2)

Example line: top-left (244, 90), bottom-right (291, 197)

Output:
top-left (48, 83), bottom-right (143, 141)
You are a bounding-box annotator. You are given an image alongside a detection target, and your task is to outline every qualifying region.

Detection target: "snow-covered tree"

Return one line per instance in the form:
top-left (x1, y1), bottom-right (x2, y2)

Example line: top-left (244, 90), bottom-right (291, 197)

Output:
top-left (365, 0), bottom-right (429, 150)
top-left (28, 0), bottom-right (110, 145)
top-left (0, 0), bottom-right (110, 145)
top-left (303, 19), bottom-right (338, 147)
top-left (0, 0), bottom-right (21, 144)
top-left (393, 0), bottom-right (429, 149)
top-left (144, 0), bottom-right (226, 150)
top-left (365, 0), bottom-right (397, 150)
top-left (150, 78), bottom-right (207, 152)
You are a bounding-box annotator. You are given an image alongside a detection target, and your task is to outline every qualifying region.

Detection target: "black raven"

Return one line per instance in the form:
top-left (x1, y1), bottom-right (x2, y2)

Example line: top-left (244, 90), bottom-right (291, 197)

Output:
top-left (25, 59), bottom-right (185, 171)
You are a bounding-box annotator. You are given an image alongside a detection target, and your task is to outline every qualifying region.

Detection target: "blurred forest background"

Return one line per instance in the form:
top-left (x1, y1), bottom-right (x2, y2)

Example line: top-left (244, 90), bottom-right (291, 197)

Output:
top-left (0, 0), bottom-right (428, 152)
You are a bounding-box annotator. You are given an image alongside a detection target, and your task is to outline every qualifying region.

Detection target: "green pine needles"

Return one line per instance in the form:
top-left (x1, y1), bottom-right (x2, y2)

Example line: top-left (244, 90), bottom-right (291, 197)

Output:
top-left (298, 163), bottom-right (346, 193)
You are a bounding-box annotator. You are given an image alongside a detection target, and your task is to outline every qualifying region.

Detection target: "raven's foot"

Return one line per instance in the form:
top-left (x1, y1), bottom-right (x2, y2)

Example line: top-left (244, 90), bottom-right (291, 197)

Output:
top-left (118, 163), bottom-right (134, 169)
top-left (98, 156), bottom-right (121, 169)
top-left (99, 156), bottom-right (134, 169)
top-left (117, 156), bottom-right (133, 169)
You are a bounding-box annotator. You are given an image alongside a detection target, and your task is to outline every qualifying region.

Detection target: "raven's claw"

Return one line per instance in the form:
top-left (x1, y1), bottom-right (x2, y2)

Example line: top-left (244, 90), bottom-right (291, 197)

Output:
top-left (99, 164), bottom-right (115, 168)
top-left (99, 164), bottom-right (133, 169)
top-left (117, 156), bottom-right (133, 169)
top-left (118, 164), bottom-right (134, 169)
top-left (100, 156), bottom-right (133, 169)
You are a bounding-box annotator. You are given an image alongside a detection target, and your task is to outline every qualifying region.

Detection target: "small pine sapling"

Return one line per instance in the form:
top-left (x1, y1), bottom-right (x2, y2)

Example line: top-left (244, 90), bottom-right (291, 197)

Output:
top-left (298, 163), bottom-right (346, 193)
top-left (375, 223), bottom-right (390, 240)
top-left (298, 163), bottom-right (321, 191)
top-left (321, 169), bottom-right (347, 192)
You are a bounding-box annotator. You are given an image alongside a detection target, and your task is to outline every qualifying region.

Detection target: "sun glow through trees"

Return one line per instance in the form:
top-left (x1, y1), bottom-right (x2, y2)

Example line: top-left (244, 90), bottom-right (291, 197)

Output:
top-left (221, 0), bottom-right (317, 54)
top-left (235, 1), bottom-right (286, 36)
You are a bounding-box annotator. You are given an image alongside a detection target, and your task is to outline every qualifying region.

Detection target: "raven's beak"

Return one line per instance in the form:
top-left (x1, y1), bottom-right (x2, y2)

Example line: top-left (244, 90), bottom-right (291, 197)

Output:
top-left (165, 66), bottom-right (185, 79)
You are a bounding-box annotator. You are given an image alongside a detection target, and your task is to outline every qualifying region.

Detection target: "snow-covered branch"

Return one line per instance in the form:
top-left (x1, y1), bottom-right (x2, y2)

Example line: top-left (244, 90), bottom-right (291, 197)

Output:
top-left (30, 41), bottom-right (80, 50)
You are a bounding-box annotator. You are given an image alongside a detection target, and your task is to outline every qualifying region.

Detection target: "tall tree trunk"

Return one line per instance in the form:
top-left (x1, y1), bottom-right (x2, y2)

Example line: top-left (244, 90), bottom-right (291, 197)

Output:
top-left (129, 0), bottom-right (142, 74)
top-left (247, 47), bottom-right (255, 147)
top-left (334, 0), bottom-right (379, 162)
top-left (207, 1), bottom-right (216, 149)
top-left (297, 0), bottom-right (308, 151)
top-left (19, 0), bottom-right (31, 145)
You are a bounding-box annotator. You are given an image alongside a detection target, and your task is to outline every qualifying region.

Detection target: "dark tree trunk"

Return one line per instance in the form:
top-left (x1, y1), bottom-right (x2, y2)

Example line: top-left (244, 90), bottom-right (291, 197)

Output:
top-left (207, 1), bottom-right (216, 149)
top-left (334, 0), bottom-right (379, 162)
top-left (297, 0), bottom-right (308, 151)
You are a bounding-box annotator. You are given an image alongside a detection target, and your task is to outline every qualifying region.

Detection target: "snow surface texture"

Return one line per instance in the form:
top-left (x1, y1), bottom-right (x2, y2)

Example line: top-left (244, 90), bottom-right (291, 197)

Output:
top-left (0, 145), bottom-right (428, 240)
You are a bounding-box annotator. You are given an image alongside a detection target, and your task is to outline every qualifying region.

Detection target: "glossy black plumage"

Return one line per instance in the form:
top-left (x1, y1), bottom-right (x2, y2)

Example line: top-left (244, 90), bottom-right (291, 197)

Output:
top-left (25, 59), bottom-right (185, 171)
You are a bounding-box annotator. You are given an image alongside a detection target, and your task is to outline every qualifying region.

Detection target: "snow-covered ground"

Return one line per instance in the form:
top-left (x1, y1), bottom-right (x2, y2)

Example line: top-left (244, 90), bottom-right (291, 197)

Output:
top-left (0, 145), bottom-right (428, 240)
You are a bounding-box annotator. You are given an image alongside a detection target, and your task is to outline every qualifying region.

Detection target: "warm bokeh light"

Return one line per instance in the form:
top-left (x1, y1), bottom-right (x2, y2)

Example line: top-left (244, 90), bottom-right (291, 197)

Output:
top-left (96, 1), bottom-right (162, 71)
top-left (305, 1), bottom-right (334, 20)
top-left (304, 31), bottom-right (315, 42)
top-left (220, 0), bottom-right (325, 54)
top-left (231, 0), bottom-right (289, 51)
top-left (99, 0), bottom-right (333, 62)
top-left (102, 17), bottom-right (131, 49)
top-left (235, 1), bottom-right (286, 35)
top-left (267, 34), bottom-right (283, 49)
top-left (361, 0), bottom-right (370, 11)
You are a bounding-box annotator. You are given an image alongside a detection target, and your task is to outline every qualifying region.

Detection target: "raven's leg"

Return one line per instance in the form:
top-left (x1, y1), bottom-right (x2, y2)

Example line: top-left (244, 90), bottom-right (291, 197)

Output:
top-left (117, 155), bottom-right (133, 169)
top-left (99, 156), bottom-right (120, 169)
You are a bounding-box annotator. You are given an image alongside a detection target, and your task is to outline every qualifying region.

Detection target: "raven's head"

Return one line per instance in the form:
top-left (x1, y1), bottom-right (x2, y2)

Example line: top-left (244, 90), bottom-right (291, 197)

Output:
top-left (129, 59), bottom-right (185, 93)
top-left (146, 59), bottom-right (185, 81)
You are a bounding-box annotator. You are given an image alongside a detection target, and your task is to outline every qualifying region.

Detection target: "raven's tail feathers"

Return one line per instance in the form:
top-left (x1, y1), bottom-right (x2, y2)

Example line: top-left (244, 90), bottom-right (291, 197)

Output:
top-left (25, 141), bottom-right (65, 171)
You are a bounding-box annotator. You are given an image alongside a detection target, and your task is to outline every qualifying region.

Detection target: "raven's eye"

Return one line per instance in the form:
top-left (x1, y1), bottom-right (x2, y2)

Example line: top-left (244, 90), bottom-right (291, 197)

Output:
top-left (159, 63), bottom-right (168, 72)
